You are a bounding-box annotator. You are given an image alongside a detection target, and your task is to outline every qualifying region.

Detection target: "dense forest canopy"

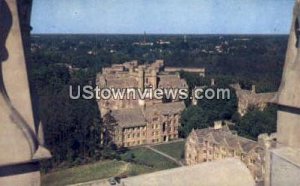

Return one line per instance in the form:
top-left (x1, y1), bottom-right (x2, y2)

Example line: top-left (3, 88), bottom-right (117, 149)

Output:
top-left (31, 34), bottom-right (287, 92)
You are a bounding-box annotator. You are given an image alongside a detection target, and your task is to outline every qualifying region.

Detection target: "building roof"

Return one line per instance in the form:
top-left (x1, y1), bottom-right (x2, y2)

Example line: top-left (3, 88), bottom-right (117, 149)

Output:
top-left (193, 127), bottom-right (259, 153)
top-left (121, 158), bottom-right (255, 186)
top-left (145, 102), bottom-right (186, 117)
top-left (106, 77), bottom-right (138, 88)
top-left (111, 108), bottom-right (146, 128)
top-left (230, 83), bottom-right (277, 106)
top-left (158, 75), bottom-right (187, 89)
top-left (111, 102), bottom-right (185, 128)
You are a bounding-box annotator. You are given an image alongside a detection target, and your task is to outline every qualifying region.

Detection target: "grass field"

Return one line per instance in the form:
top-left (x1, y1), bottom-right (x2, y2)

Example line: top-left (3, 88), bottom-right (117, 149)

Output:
top-left (120, 147), bottom-right (179, 170)
top-left (42, 147), bottom-right (179, 186)
top-left (152, 140), bottom-right (186, 160)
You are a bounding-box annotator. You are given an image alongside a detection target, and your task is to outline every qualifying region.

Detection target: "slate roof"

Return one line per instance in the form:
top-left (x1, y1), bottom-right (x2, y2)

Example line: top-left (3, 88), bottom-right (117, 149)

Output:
top-left (144, 101), bottom-right (186, 117)
top-left (111, 108), bottom-right (146, 128)
top-left (158, 75), bottom-right (187, 88)
top-left (193, 127), bottom-right (259, 153)
top-left (111, 102), bottom-right (185, 128)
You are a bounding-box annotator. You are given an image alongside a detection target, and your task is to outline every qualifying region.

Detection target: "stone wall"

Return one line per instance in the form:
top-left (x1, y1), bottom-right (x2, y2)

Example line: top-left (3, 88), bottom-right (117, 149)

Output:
top-left (231, 84), bottom-right (277, 116)
top-left (184, 125), bottom-right (269, 182)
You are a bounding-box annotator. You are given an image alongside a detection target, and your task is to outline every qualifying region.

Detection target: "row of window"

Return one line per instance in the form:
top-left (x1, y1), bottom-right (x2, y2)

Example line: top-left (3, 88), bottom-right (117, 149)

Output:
top-left (192, 148), bottom-right (257, 165)
top-left (123, 126), bottom-right (147, 133)
top-left (127, 132), bottom-right (146, 139)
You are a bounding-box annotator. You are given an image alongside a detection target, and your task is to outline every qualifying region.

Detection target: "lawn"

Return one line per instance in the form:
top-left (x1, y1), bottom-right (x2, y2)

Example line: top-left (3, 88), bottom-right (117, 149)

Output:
top-left (152, 140), bottom-right (186, 160)
top-left (42, 160), bottom-right (126, 186)
top-left (42, 147), bottom-right (179, 186)
top-left (120, 147), bottom-right (179, 171)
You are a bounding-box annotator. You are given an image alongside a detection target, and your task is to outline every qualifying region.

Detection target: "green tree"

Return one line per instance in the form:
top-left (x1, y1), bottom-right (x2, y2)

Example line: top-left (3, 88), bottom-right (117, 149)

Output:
top-left (180, 86), bottom-right (237, 137)
top-left (235, 105), bottom-right (277, 140)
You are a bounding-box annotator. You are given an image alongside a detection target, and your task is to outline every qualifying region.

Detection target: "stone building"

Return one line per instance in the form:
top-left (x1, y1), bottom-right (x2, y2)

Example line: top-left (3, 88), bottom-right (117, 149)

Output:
top-left (97, 60), bottom-right (187, 114)
top-left (184, 121), bottom-right (275, 182)
top-left (164, 67), bottom-right (206, 77)
top-left (97, 60), bottom-right (187, 147)
top-left (231, 84), bottom-right (277, 116)
top-left (111, 102), bottom-right (185, 147)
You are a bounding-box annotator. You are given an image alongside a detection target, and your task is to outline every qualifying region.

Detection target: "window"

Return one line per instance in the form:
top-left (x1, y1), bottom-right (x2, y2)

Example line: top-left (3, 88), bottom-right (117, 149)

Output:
top-left (250, 159), bottom-right (256, 164)
top-left (127, 134), bottom-right (130, 138)
top-left (162, 122), bottom-right (166, 132)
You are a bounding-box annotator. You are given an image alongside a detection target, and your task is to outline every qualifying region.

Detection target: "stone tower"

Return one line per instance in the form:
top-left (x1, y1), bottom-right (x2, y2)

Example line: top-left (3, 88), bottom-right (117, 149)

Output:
top-left (276, 0), bottom-right (300, 149)
top-left (0, 0), bottom-right (50, 185)
top-left (150, 68), bottom-right (158, 89)
top-left (265, 1), bottom-right (300, 185)
top-left (138, 66), bottom-right (145, 91)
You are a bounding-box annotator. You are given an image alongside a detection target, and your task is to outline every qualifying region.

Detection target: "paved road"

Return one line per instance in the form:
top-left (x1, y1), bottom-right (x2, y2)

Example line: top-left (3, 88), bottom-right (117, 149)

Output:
top-left (145, 146), bottom-right (184, 166)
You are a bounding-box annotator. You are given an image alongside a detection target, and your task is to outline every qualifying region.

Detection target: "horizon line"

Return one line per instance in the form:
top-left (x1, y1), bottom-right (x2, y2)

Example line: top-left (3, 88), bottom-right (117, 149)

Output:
top-left (31, 32), bottom-right (289, 36)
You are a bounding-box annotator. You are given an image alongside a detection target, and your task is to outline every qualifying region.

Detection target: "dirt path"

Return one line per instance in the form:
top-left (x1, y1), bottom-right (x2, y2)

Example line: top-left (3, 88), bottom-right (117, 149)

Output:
top-left (145, 146), bottom-right (184, 166)
top-left (118, 162), bottom-right (130, 175)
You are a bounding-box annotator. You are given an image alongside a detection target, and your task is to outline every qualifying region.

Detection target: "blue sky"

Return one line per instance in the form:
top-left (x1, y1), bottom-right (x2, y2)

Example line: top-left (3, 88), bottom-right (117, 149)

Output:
top-left (31, 0), bottom-right (295, 34)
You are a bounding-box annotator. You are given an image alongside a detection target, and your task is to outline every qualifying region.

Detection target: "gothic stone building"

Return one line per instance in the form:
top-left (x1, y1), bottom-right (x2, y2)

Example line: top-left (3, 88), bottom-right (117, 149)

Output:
top-left (231, 83), bottom-right (277, 116)
top-left (97, 60), bottom-right (187, 147)
top-left (184, 122), bottom-right (273, 182)
top-left (111, 102), bottom-right (185, 147)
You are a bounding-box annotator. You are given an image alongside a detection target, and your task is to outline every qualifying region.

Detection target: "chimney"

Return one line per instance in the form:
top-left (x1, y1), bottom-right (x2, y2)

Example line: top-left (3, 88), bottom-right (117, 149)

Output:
top-left (251, 85), bottom-right (256, 93)
top-left (211, 78), bottom-right (215, 86)
top-left (213, 121), bottom-right (222, 130)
